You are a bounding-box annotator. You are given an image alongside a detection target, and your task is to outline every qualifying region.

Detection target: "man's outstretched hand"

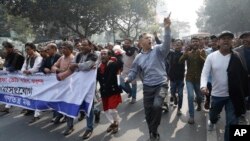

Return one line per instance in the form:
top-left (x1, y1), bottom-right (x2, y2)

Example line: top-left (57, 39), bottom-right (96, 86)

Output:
top-left (164, 12), bottom-right (171, 28)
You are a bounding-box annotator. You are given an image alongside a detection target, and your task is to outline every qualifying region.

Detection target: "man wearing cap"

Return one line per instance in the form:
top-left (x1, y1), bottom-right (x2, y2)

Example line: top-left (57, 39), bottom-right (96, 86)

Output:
top-left (200, 31), bottom-right (248, 141)
top-left (0, 41), bottom-right (25, 113)
top-left (235, 31), bottom-right (250, 111)
top-left (179, 36), bottom-right (206, 124)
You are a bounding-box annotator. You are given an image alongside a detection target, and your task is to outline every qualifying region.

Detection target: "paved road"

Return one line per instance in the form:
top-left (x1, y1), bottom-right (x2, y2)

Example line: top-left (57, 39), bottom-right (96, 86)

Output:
top-left (0, 82), bottom-right (207, 141)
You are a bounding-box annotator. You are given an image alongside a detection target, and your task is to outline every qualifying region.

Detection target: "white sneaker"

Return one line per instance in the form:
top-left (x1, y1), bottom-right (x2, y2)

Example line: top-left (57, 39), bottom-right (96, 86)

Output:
top-left (208, 120), bottom-right (215, 131)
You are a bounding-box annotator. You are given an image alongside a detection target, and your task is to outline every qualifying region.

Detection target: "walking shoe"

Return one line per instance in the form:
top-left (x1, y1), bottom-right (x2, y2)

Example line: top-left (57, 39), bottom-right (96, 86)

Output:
top-left (50, 118), bottom-right (56, 123)
top-left (111, 124), bottom-right (119, 134)
top-left (188, 117), bottom-right (195, 124)
top-left (24, 110), bottom-right (34, 116)
top-left (20, 109), bottom-right (27, 114)
top-left (173, 96), bottom-right (177, 106)
top-left (127, 93), bottom-right (132, 98)
top-left (106, 123), bottom-right (116, 133)
top-left (107, 123), bottom-right (118, 133)
top-left (177, 109), bottom-right (182, 116)
top-left (61, 116), bottom-right (67, 123)
top-left (204, 101), bottom-right (210, 110)
top-left (238, 115), bottom-right (248, 125)
top-left (196, 104), bottom-right (201, 111)
top-left (29, 117), bottom-right (40, 124)
top-left (53, 116), bottom-right (62, 124)
top-left (63, 127), bottom-right (74, 136)
top-left (149, 132), bottom-right (160, 141)
top-left (0, 108), bottom-right (9, 113)
top-left (170, 96), bottom-right (173, 106)
top-left (94, 111), bottom-right (101, 123)
top-left (82, 129), bottom-right (93, 140)
top-left (162, 102), bottom-right (169, 113)
top-left (78, 112), bottom-right (85, 121)
top-left (207, 120), bottom-right (215, 131)
top-left (130, 98), bottom-right (136, 104)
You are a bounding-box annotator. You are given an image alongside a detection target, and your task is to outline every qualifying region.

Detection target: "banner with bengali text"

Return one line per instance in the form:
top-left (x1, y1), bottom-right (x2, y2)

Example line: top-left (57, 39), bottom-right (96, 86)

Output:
top-left (0, 70), bottom-right (96, 118)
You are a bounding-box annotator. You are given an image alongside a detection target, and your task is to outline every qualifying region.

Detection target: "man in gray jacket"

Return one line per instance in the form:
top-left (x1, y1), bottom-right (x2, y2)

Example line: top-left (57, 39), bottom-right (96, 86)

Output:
top-left (125, 15), bottom-right (171, 141)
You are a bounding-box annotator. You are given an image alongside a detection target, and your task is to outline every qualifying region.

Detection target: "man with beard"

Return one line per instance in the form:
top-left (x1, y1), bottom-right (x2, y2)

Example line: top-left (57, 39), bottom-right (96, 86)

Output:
top-left (97, 49), bottom-right (123, 134)
top-left (120, 38), bottom-right (138, 103)
top-left (179, 36), bottom-right (206, 124)
top-left (69, 39), bottom-right (98, 139)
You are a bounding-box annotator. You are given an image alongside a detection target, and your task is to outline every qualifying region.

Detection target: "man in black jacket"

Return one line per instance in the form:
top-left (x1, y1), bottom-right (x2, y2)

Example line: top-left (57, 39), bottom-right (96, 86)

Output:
top-left (2, 41), bottom-right (24, 72)
top-left (167, 39), bottom-right (185, 115)
top-left (235, 31), bottom-right (250, 111)
top-left (39, 43), bottom-right (61, 74)
top-left (0, 41), bottom-right (24, 113)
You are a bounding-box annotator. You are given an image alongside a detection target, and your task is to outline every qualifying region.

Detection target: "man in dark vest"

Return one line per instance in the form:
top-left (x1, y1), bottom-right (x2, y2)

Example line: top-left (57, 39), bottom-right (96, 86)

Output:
top-left (64, 39), bottom-right (98, 138)
top-left (21, 42), bottom-right (43, 123)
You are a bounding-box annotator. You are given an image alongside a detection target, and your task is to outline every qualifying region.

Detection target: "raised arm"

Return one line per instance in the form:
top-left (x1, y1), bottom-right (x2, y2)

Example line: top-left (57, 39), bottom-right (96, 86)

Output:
top-left (157, 15), bottom-right (171, 57)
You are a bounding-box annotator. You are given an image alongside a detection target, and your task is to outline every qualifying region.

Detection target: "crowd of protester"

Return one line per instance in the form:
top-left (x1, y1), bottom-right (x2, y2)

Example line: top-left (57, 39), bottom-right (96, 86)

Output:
top-left (0, 16), bottom-right (249, 141)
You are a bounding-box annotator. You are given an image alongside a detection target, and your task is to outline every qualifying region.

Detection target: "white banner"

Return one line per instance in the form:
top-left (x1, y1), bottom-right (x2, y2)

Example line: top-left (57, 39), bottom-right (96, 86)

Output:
top-left (0, 70), bottom-right (97, 118)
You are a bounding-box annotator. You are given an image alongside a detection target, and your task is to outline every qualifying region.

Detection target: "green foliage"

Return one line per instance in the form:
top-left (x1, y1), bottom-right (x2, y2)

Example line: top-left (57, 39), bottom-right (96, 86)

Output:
top-left (7, 15), bottom-right (35, 42)
top-left (110, 0), bottom-right (157, 40)
top-left (0, 5), bottom-right (10, 37)
top-left (196, 0), bottom-right (250, 33)
top-left (0, 4), bottom-right (34, 42)
top-left (1, 0), bottom-right (157, 41)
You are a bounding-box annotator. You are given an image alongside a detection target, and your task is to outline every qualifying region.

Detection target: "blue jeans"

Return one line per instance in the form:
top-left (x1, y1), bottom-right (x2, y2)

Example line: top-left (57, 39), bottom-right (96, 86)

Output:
top-left (209, 96), bottom-right (238, 141)
top-left (170, 80), bottom-right (184, 109)
top-left (120, 77), bottom-right (137, 99)
top-left (86, 104), bottom-right (100, 131)
top-left (186, 81), bottom-right (202, 118)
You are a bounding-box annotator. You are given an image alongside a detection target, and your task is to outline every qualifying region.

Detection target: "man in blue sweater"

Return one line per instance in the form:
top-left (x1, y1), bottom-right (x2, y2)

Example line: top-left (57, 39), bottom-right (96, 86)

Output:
top-left (125, 15), bottom-right (171, 141)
